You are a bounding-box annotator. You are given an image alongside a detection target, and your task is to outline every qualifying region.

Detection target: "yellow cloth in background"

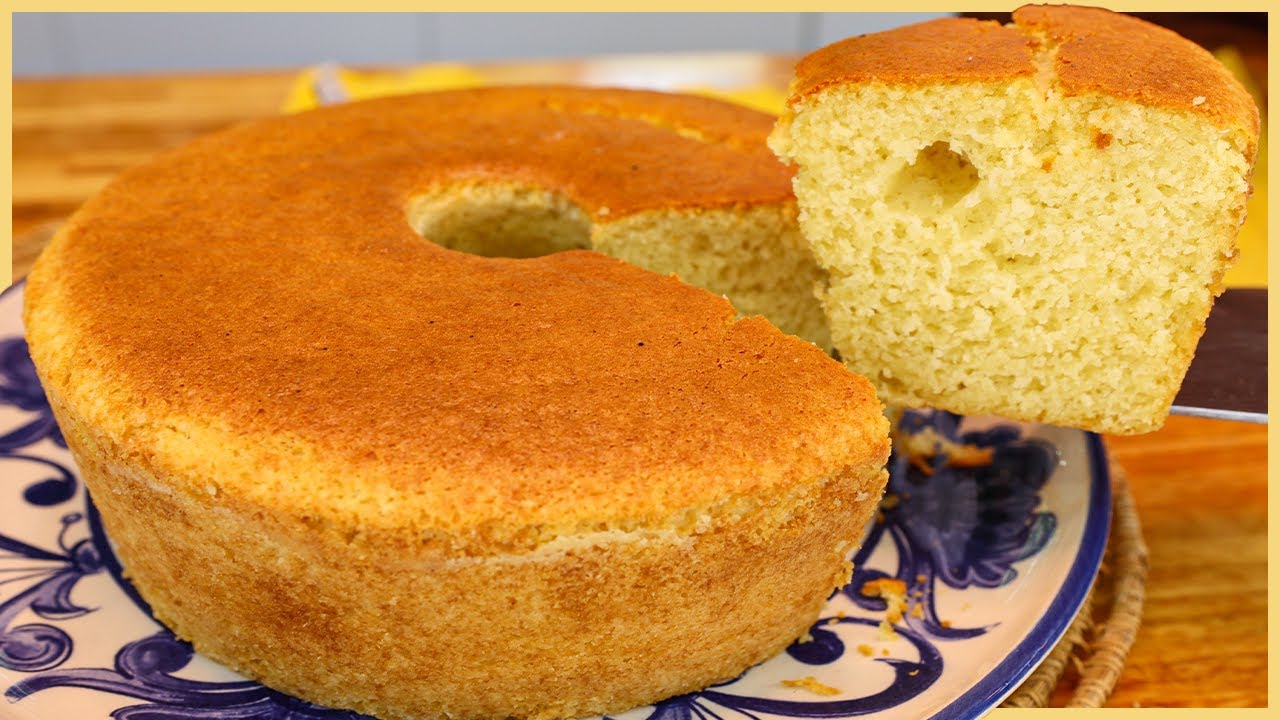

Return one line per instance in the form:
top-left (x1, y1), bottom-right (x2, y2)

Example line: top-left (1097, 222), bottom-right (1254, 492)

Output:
top-left (284, 57), bottom-right (1265, 288)
top-left (282, 64), bottom-right (787, 116)
top-left (679, 85), bottom-right (787, 115)
top-left (282, 64), bottom-right (487, 113)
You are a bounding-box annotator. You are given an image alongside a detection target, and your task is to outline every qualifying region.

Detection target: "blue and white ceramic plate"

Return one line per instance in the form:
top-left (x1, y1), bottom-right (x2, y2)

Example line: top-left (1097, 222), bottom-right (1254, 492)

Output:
top-left (0, 280), bottom-right (1109, 720)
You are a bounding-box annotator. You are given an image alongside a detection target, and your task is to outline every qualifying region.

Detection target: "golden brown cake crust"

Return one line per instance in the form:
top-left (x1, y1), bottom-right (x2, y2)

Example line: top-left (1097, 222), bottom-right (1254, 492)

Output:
top-left (788, 16), bottom-right (1036, 99)
top-left (25, 84), bottom-right (885, 555)
top-left (62, 408), bottom-right (885, 720)
top-left (1013, 5), bottom-right (1259, 149)
top-left (788, 5), bottom-right (1259, 153)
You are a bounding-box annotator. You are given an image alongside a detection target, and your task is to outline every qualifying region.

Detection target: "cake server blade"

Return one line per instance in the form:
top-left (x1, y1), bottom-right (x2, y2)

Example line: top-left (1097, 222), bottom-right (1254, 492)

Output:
top-left (1170, 288), bottom-right (1267, 423)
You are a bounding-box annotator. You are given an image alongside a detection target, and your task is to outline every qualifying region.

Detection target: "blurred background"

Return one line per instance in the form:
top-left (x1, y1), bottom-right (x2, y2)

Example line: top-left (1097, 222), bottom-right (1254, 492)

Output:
top-left (14, 12), bottom-right (952, 76)
top-left (11, 11), bottom-right (1267, 288)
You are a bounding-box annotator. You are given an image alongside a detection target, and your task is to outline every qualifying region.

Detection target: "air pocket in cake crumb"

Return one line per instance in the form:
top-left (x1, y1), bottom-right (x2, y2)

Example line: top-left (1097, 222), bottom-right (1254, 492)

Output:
top-left (887, 141), bottom-right (980, 214)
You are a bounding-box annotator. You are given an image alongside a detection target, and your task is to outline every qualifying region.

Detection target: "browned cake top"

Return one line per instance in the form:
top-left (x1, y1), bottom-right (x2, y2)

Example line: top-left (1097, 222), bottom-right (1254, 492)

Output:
top-left (1012, 5), bottom-right (1258, 138)
top-left (25, 86), bottom-right (887, 554)
top-left (788, 5), bottom-right (1259, 144)
top-left (789, 16), bottom-right (1036, 97)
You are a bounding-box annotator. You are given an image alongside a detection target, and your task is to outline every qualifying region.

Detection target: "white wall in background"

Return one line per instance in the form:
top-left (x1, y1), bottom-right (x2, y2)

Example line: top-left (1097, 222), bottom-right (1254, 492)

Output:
top-left (58, 13), bottom-right (423, 74)
top-left (815, 12), bottom-right (950, 44)
top-left (13, 12), bottom-right (951, 76)
top-left (431, 13), bottom-right (810, 61)
top-left (13, 13), bottom-right (61, 75)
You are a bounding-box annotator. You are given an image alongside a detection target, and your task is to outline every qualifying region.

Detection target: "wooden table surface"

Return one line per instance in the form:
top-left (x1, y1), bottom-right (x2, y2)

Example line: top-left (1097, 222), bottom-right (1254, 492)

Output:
top-left (11, 60), bottom-right (1268, 709)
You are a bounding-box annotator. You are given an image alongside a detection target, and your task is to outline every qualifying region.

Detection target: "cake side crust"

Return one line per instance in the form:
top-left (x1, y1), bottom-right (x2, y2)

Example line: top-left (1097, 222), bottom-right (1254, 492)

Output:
top-left (56, 383), bottom-right (888, 720)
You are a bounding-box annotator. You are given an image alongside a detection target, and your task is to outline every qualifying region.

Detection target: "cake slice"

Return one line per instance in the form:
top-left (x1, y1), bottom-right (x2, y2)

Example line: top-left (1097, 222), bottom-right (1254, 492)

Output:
top-left (770, 6), bottom-right (1259, 434)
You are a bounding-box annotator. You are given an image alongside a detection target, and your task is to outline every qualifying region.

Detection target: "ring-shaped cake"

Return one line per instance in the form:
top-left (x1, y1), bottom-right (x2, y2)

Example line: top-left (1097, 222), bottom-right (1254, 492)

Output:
top-left (24, 86), bottom-right (891, 719)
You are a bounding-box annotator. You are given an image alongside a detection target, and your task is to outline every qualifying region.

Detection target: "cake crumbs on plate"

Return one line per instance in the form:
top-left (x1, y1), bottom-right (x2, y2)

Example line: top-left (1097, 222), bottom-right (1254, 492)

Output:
top-left (909, 455), bottom-right (935, 476)
top-left (781, 677), bottom-right (841, 696)
top-left (946, 445), bottom-right (995, 468)
top-left (861, 577), bottom-right (908, 624)
top-left (895, 426), bottom-right (996, 472)
top-left (857, 644), bottom-right (874, 657)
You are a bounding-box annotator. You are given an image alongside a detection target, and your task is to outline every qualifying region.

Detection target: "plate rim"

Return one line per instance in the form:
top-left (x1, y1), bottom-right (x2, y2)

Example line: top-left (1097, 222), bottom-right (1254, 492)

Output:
top-left (930, 431), bottom-right (1111, 719)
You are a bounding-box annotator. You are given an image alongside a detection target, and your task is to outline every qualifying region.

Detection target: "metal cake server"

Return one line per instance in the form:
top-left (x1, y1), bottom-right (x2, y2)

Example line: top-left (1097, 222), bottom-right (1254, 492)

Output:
top-left (1171, 288), bottom-right (1267, 423)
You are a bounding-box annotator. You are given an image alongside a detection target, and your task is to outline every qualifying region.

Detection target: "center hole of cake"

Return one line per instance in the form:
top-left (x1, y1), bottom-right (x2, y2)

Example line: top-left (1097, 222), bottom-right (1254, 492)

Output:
top-left (406, 183), bottom-right (591, 259)
top-left (888, 141), bottom-right (980, 212)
